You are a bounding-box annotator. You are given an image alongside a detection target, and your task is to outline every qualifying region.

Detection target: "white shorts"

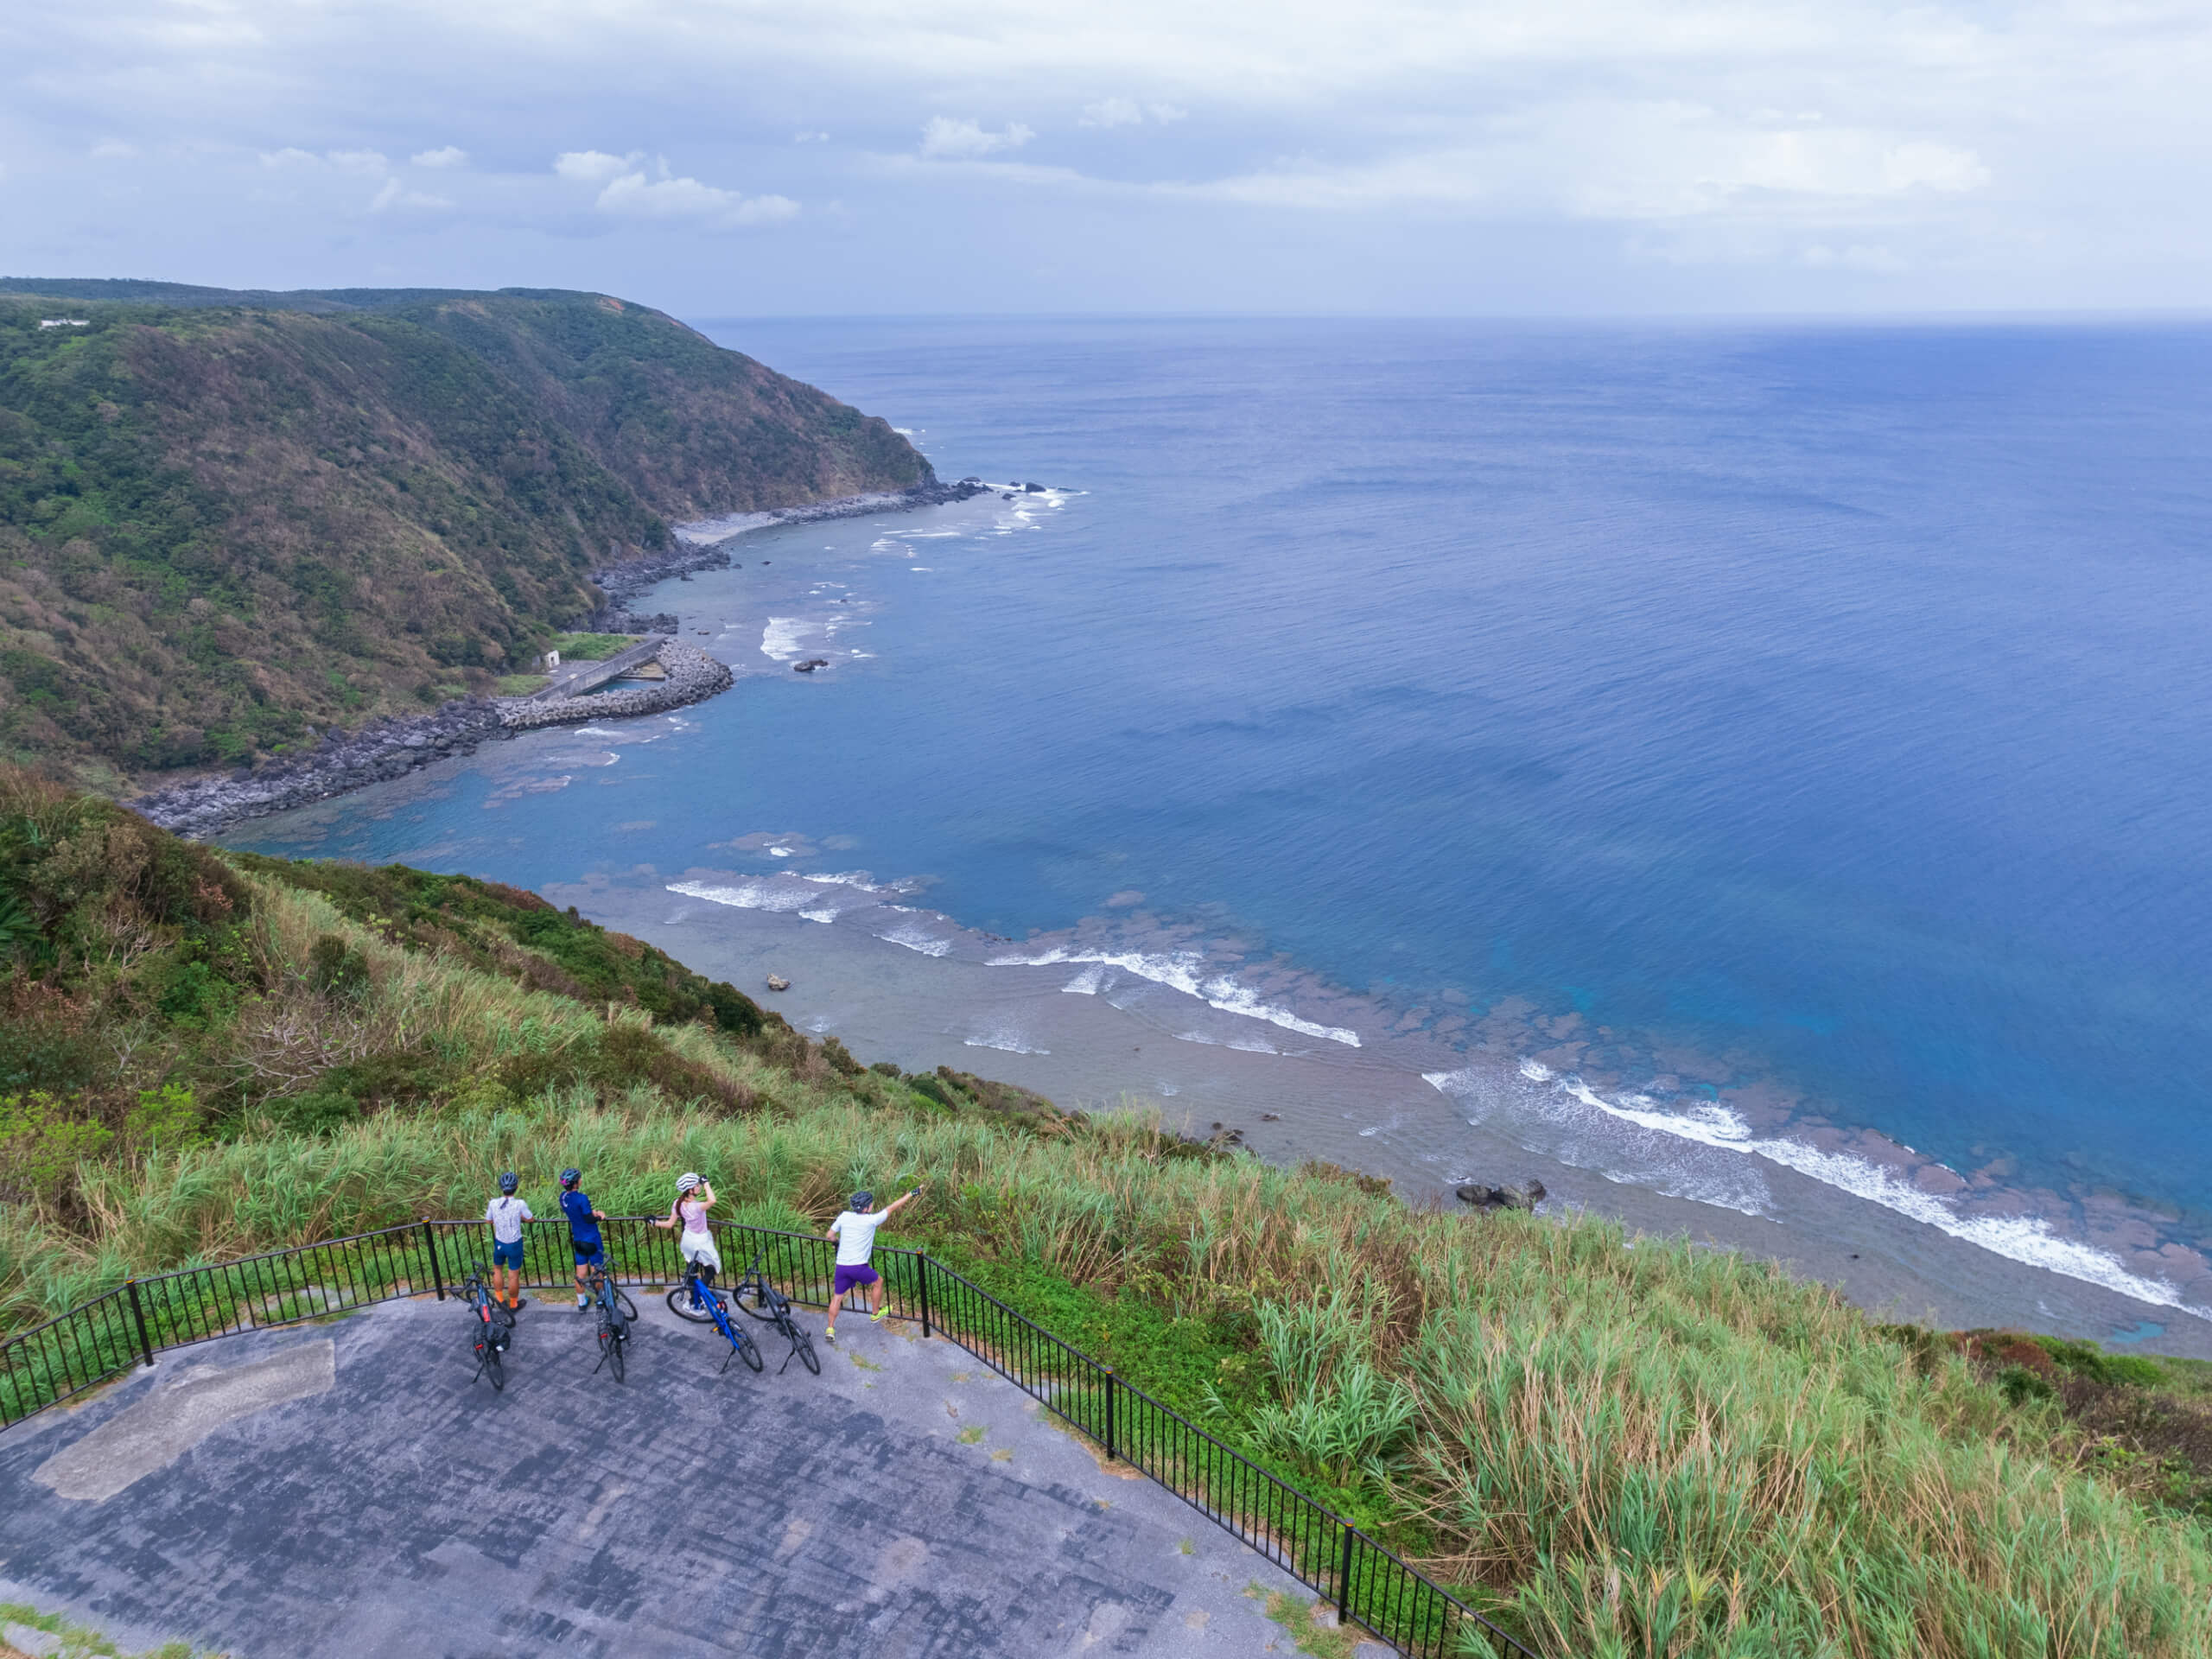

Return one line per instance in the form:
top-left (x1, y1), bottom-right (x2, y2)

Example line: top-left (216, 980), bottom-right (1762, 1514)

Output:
top-left (679, 1233), bottom-right (722, 1275)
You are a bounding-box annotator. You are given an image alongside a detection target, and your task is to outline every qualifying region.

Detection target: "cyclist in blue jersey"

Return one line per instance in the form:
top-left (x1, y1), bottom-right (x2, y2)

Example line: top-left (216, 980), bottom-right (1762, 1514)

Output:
top-left (559, 1168), bottom-right (609, 1312)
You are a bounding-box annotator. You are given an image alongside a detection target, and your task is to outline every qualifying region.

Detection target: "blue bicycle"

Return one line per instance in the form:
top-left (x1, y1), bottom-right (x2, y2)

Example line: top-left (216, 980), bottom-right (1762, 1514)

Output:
top-left (665, 1262), bottom-right (763, 1373)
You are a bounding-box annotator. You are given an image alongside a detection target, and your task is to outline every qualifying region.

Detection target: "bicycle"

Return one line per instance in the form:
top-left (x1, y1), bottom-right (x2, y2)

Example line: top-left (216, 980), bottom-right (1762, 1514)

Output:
top-left (730, 1251), bottom-right (821, 1376)
top-left (664, 1260), bottom-right (763, 1374)
top-left (586, 1265), bottom-right (640, 1383)
top-left (458, 1262), bottom-right (513, 1391)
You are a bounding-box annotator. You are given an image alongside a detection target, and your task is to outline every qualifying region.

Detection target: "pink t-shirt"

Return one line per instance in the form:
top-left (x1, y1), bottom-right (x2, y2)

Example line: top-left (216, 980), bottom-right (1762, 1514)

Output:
top-left (677, 1198), bottom-right (709, 1235)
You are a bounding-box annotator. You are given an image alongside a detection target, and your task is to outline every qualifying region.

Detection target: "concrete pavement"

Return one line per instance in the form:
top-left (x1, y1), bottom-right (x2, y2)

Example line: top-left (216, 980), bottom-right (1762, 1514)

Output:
top-left (0, 1292), bottom-right (1352, 1657)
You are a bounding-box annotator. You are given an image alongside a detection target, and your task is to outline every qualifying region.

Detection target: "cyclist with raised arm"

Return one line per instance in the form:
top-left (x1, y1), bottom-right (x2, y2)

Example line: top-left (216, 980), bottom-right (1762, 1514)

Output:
top-left (655, 1172), bottom-right (721, 1284)
top-left (485, 1172), bottom-right (532, 1315)
top-left (823, 1184), bottom-right (921, 1344)
top-left (559, 1168), bottom-right (608, 1312)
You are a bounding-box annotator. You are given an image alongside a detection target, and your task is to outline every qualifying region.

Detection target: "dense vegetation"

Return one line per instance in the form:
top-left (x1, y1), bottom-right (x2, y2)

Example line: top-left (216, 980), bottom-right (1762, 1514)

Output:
top-left (0, 282), bottom-right (929, 785)
top-left (4, 763), bottom-right (2211, 1657)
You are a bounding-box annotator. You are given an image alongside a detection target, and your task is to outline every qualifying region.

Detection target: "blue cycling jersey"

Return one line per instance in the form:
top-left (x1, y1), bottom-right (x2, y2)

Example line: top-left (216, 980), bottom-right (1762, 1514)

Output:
top-left (561, 1188), bottom-right (601, 1246)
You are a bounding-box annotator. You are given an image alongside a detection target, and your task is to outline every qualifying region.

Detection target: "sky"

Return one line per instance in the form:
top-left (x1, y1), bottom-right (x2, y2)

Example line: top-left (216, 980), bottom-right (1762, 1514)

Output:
top-left (3, 0), bottom-right (2209, 316)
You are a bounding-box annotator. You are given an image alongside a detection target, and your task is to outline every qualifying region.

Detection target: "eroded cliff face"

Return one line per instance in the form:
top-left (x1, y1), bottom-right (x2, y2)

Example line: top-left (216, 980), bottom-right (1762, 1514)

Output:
top-left (0, 284), bottom-right (930, 783)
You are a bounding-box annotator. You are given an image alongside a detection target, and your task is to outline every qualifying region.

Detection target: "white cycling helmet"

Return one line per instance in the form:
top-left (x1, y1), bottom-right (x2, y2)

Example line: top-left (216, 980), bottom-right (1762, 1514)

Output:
top-left (676, 1172), bottom-right (702, 1194)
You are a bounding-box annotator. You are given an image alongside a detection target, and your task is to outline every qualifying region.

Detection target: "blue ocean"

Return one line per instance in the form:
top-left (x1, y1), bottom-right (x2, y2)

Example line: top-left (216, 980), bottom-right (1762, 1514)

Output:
top-left (230, 318), bottom-right (2212, 1333)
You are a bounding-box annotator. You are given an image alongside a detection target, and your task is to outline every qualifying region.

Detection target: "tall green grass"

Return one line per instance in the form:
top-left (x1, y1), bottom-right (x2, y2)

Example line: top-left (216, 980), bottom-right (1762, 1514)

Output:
top-left (4, 1088), bottom-right (2206, 1657)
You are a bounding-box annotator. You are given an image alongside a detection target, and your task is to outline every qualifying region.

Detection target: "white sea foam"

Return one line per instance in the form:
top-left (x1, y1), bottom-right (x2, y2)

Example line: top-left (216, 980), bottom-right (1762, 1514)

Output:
top-left (1062, 964), bottom-right (1108, 995)
top-left (1518, 1058), bottom-right (1555, 1083)
top-left (803, 871), bottom-right (881, 890)
top-left (964, 1023), bottom-right (1050, 1056)
top-left (1541, 1069), bottom-right (2212, 1317)
top-left (766, 846), bottom-right (794, 858)
top-left (988, 947), bottom-right (1359, 1046)
top-left (664, 878), bottom-right (817, 914)
top-left (881, 924), bottom-right (952, 957)
top-left (760, 618), bottom-right (810, 661)
top-left (798, 907), bottom-right (839, 924)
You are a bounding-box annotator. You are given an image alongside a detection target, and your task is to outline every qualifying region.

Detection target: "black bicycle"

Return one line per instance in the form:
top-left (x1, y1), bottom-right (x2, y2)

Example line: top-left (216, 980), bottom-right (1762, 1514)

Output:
top-left (731, 1251), bottom-right (821, 1376)
top-left (586, 1266), bottom-right (639, 1382)
top-left (459, 1262), bottom-right (512, 1391)
top-left (665, 1260), bottom-right (764, 1374)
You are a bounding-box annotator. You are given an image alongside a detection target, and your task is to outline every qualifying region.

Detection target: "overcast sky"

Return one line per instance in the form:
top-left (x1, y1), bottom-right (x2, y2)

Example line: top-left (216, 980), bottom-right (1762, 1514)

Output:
top-left (3, 0), bottom-right (2208, 315)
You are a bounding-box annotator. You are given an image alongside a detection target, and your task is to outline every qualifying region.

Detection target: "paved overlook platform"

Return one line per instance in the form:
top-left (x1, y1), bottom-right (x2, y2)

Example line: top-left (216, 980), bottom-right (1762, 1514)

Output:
top-left (0, 1294), bottom-right (1365, 1658)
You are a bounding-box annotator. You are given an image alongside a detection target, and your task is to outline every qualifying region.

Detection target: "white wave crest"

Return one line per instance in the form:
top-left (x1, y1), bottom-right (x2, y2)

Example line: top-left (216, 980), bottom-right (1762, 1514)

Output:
top-left (1062, 964), bottom-right (1108, 995)
top-left (664, 879), bottom-right (817, 914)
top-left (1518, 1058), bottom-right (1555, 1083)
top-left (1554, 1074), bottom-right (2212, 1318)
top-left (964, 1023), bottom-right (1050, 1056)
top-left (882, 925), bottom-right (952, 957)
top-left (988, 947), bottom-right (1359, 1046)
top-left (760, 618), bottom-right (810, 661)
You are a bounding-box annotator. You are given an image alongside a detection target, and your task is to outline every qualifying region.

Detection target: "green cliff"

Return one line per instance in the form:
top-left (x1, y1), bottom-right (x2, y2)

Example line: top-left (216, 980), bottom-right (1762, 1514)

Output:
top-left (0, 283), bottom-right (930, 785)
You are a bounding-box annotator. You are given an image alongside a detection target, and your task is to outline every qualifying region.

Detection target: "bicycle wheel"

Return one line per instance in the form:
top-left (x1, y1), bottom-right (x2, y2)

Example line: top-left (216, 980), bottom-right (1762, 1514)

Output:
top-left (732, 1278), bottom-right (775, 1322)
top-left (479, 1334), bottom-right (505, 1392)
top-left (734, 1329), bottom-right (764, 1373)
top-left (601, 1319), bottom-right (626, 1383)
top-left (613, 1287), bottom-right (640, 1322)
top-left (790, 1325), bottom-right (820, 1376)
top-left (666, 1280), bottom-right (717, 1324)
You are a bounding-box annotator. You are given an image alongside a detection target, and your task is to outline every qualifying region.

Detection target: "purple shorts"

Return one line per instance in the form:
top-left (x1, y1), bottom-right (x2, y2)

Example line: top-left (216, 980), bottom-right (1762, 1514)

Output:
top-left (831, 1263), bottom-right (880, 1297)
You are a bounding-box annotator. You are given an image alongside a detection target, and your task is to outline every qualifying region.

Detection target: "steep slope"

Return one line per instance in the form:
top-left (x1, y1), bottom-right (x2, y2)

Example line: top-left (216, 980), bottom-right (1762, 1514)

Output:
top-left (0, 285), bottom-right (930, 785)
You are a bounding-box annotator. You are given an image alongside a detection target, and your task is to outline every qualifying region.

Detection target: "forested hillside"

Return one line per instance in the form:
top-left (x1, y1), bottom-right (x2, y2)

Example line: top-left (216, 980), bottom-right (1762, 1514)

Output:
top-left (0, 283), bottom-right (930, 785)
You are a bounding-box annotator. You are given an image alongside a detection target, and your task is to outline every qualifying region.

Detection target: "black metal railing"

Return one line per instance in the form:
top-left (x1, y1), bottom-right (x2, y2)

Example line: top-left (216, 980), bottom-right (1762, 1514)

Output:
top-left (0, 1216), bottom-right (1535, 1657)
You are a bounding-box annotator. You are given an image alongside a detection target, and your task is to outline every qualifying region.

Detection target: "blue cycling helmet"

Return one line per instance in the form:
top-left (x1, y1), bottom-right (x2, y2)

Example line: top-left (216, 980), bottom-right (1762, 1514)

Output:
top-left (498, 1172), bottom-right (518, 1194)
top-left (850, 1190), bottom-right (874, 1211)
top-left (559, 1168), bottom-right (582, 1190)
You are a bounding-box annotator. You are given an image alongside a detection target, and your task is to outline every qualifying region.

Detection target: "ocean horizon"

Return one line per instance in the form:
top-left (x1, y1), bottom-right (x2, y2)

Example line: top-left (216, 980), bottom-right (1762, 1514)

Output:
top-left (225, 315), bottom-right (2212, 1354)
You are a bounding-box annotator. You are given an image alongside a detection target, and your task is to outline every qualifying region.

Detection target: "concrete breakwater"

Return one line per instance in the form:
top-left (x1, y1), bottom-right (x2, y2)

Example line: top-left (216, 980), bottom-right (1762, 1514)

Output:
top-left (133, 644), bottom-right (733, 839)
top-left (496, 642), bottom-right (731, 731)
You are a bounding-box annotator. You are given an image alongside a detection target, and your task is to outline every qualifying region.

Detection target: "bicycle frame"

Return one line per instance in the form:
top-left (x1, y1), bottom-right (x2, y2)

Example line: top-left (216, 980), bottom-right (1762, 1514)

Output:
top-left (678, 1265), bottom-right (756, 1373)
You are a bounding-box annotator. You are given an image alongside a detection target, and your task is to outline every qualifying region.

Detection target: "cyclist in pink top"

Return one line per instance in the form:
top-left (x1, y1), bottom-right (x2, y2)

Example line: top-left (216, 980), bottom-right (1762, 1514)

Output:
top-left (654, 1172), bottom-right (722, 1282)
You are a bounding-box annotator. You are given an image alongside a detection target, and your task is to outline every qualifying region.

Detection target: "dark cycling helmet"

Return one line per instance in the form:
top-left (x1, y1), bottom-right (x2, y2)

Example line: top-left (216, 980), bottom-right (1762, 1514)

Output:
top-left (498, 1172), bottom-right (518, 1194)
top-left (850, 1190), bottom-right (874, 1211)
top-left (559, 1168), bottom-right (582, 1190)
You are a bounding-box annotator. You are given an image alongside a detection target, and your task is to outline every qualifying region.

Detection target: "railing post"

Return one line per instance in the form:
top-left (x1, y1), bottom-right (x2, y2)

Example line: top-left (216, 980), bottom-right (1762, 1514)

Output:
top-left (423, 1220), bottom-right (446, 1301)
top-left (1103, 1366), bottom-right (1118, 1464)
top-left (125, 1280), bottom-right (155, 1370)
top-left (1338, 1522), bottom-right (1357, 1620)
top-left (917, 1254), bottom-right (932, 1340)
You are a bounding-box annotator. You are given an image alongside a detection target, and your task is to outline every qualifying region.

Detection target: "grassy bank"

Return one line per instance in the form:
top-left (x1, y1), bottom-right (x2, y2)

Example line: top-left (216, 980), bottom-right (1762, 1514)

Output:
top-left (4, 764), bottom-right (2211, 1656)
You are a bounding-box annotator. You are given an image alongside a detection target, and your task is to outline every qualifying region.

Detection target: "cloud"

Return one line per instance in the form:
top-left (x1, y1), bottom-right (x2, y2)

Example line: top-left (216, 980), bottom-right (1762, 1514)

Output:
top-left (554, 149), bottom-right (642, 184)
top-left (1881, 143), bottom-right (1989, 194)
top-left (410, 146), bottom-right (467, 168)
top-left (260, 147), bottom-right (388, 173)
top-left (919, 118), bottom-right (1034, 159)
top-left (1802, 243), bottom-right (1909, 272)
top-left (90, 141), bottom-right (138, 160)
top-left (1078, 99), bottom-right (1185, 128)
top-left (561, 159), bottom-right (800, 228)
top-left (368, 177), bottom-right (453, 213)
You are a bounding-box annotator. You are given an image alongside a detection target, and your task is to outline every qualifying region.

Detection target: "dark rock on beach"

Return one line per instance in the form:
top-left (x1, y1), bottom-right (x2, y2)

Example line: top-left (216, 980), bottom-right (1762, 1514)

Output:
top-left (1456, 1179), bottom-right (1548, 1211)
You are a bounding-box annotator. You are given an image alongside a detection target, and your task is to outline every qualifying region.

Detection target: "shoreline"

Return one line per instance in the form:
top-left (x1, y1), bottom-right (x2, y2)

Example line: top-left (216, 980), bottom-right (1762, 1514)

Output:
top-left (130, 481), bottom-right (990, 840)
top-left (203, 494), bottom-right (2212, 1359)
